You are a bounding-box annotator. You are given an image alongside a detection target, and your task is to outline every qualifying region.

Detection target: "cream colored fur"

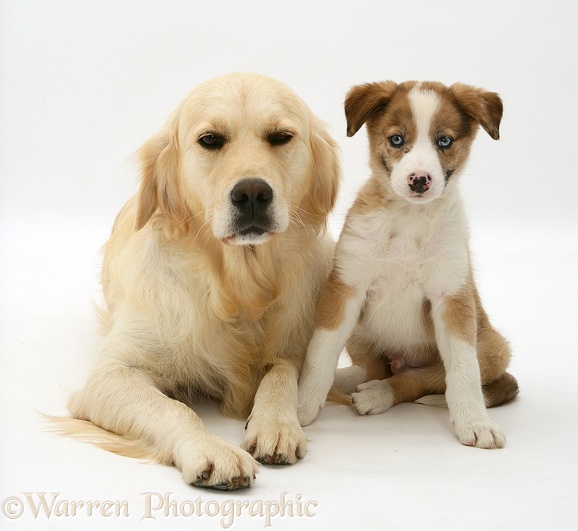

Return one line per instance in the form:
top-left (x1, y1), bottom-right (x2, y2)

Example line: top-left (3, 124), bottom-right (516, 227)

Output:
top-left (52, 73), bottom-right (340, 490)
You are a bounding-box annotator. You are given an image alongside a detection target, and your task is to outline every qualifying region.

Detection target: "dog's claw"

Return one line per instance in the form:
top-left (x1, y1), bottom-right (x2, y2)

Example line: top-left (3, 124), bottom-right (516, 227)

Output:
top-left (257, 453), bottom-right (292, 466)
top-left (192, 474), bottom-right (252, 491)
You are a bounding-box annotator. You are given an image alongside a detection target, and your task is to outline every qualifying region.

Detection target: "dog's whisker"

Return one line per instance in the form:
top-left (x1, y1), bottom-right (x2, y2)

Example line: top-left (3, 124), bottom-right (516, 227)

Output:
top-left (291, 205), bottom-right (314, 217)
top-left (182, 210), bottom-right (207, 225)
top-left (289, 209), bottom-right (308, 232)
top-left (192, 216), bottom-right (213, 247)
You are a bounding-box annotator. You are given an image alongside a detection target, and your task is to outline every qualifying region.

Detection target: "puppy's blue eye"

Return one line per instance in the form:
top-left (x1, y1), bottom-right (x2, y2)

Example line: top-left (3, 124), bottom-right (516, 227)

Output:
top-left (438, 136), bottom-right (453, 149)
top-left (198, 134), bottom-right (224, 150)
top-left (390, 135), bottom-right (404, 147)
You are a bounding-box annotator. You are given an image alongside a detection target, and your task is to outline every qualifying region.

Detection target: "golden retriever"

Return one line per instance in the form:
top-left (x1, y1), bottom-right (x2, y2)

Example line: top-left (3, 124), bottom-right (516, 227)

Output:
top-left (55, 72), bottom-right (340, 490)
top-left (298, 81), bottom-right (518, 448)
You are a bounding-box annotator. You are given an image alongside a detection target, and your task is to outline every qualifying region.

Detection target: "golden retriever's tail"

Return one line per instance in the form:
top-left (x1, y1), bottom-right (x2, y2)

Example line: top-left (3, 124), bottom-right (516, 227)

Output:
top-left (44, 415), bottom-right (158, 461)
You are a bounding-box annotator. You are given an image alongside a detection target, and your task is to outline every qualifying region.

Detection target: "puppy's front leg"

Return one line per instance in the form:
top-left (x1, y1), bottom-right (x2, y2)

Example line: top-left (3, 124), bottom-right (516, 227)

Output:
top-left (298, 274), bottom-right (366, 426)
top-left (431, 291), bottom-right (506, 449)
top-left (242, 359), bottom-right (306, 464)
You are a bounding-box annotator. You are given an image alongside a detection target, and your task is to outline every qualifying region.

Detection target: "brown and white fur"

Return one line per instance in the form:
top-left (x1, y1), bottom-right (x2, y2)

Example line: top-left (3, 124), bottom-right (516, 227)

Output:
top-left (52, 73), bottom-right (340, 489)
top-left (298, 80), bottom-right (518, 449)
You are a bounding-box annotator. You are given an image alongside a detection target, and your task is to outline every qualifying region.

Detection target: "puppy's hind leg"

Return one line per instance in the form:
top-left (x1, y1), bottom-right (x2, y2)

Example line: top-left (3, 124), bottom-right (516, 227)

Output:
top-left (333, 365), bottom-right (367, 394)
top-left (352, 363), bottom-right (446, 415)
top-left (333, 355), bottom-right (389, 394)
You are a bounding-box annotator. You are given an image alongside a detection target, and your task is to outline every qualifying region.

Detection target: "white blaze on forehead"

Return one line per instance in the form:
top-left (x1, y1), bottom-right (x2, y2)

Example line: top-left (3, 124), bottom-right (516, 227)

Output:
top-left (388, 84), bottom-right (446, 203)
top-left (408, 85), bottom-right (440, 143)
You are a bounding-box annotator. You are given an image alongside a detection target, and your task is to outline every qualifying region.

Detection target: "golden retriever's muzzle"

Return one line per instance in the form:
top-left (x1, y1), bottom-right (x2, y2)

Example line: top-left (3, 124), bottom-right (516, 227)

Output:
top-left (230, 178), bottom-right (274, 237)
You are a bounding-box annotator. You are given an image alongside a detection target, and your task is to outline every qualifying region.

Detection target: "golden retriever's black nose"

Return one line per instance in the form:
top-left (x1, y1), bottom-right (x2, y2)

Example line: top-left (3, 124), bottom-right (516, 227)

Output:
top-left (231, 179), bottom-right (273, 218)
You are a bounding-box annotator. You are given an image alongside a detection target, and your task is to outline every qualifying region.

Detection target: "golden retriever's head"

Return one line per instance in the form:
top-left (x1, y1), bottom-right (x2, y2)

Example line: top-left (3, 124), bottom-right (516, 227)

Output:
top-left (136, 73), bottom-right (340, 244)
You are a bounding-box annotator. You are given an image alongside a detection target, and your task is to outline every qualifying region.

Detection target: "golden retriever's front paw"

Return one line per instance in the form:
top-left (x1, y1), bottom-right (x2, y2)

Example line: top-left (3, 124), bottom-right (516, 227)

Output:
top-left (352, 379), bottom-right (394, 415)
top-left (453, 417), bottom-right (506, 449)
top-left (242, 415), bottom-right (307, 465)
top-left (180, 437), bottom-right (258, 490)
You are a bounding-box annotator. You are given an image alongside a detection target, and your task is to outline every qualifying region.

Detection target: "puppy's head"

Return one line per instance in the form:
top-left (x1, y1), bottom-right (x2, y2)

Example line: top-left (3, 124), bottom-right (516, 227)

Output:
top-left (136, 73), bottom-right (340, 244)
top-left (345, 80), bottom-right (502, 204)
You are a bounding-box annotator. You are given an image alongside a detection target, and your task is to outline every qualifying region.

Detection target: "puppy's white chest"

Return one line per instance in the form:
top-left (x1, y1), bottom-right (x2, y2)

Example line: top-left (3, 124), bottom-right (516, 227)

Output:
top-left (379, 233), bottom-right (433, 284)
top-left (363, 232), bottom-right (434, 348)
top-left (342, 203), bottom-right (469, 351)
top-left (354, 206), bottom-right (442, 286)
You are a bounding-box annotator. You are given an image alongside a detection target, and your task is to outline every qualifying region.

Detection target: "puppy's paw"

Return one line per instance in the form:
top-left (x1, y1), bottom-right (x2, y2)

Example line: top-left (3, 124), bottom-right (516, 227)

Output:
top-left (242, 414), bottom-right (307, 465)
top-left (297, 385), bottom-right (326, 426)
top-left (453, 416), bottom-right (506, 449)
top-left (180, 436), bottom-right (258, 490)
top-left (352, 379), bottom-right (394, 415)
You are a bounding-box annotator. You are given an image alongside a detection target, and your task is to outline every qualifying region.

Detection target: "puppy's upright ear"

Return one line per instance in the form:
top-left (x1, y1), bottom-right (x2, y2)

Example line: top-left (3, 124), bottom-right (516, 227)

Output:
top-left (345, 81), bottom-right (398, 137)
top-left (450, 84), bottom-right (503, 140)
top-left (301, 117), bottom-right (341, 228)
top-left (136, 127), bottom-right (190, 230)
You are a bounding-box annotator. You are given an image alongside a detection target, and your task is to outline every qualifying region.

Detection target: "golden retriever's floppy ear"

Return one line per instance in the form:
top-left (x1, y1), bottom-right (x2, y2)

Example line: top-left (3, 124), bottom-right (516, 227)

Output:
top-left (135, 129), bottom-right (190, 230)
top-left (300, 117), bottom-right (341, 228)
top-left (450, 83), bottom-right (503, 140)
top-left (344, 81), bottom-right (398, 137)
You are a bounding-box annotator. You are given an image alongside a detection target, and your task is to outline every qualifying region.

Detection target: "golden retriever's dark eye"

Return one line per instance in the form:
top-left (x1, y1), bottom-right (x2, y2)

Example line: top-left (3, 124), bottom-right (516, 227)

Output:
top-left (198, 133), bottom-right (225, 150)
top-left (267, 132), bottom-right (293, 146)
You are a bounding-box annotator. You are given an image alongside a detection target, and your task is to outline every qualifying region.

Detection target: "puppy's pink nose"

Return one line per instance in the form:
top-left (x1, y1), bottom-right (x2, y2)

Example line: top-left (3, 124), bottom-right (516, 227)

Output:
top-left (408, 172), bottom-right (432, 194)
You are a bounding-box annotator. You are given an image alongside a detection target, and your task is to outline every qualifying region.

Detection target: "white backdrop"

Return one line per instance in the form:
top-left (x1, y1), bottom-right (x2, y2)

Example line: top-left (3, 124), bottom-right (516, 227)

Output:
top-left (1, 1), bottom-right (577, 530)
